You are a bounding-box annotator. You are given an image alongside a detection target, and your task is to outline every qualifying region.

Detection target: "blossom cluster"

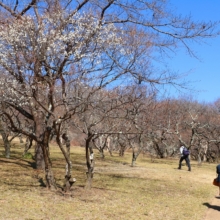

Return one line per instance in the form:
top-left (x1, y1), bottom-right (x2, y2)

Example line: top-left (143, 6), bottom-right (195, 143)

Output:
top-left (0, 10), bottom-right (124, 107)
top-left (0, 11), bottom-right (123, 72)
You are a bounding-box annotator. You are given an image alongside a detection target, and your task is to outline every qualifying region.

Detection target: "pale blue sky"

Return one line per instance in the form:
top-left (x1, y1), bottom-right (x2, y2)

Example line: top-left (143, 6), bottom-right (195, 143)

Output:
top-left (164, 0), bottom-right (220, 103)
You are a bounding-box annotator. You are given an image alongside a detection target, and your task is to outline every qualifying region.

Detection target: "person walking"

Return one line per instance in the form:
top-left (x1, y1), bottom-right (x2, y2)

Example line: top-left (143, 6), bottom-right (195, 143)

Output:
top-left (178, 145), bottom-right (191, 171)
top-left (216, 164), bottom-right (220, 195)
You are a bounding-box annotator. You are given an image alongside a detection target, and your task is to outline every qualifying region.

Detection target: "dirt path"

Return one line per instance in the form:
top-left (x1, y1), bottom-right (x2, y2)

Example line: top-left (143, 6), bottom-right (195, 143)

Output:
top-left (204, 196), bottom-right (220, 220)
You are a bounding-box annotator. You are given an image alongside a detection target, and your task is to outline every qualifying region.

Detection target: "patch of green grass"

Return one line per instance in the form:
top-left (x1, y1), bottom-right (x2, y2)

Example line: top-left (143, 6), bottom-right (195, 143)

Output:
top-left (23, 152), bottom-right (33, 159)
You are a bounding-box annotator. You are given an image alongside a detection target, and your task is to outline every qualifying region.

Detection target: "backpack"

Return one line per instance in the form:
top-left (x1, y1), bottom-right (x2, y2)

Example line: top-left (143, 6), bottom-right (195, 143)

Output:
top-left (182, 147), bottom-right (190, 156)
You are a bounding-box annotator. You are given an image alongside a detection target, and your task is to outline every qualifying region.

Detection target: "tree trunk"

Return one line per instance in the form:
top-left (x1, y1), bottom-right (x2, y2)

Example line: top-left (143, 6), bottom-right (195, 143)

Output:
top-left (131, 152), bottom-right (136, 167)
top-left (0, 119), bottom-right (11, 158)
top-left (92, 138), bottom-right (105, 159)
top-left (99, 148), bottom-right (105, 159)
top-left (23, 137), bottom-right (33, 156)
top-left (4, 137), bottom-right (11, 158)
top-left (119, 143), bottom-right (125, 157)
top-left (197, 154), bottom-right (202, 165)
top-left (106, 137), bottom-right (113, 156)
top-left (85, 135), bottom-right (94, 189)
top-left (33, 110), bottom-right (46, 170)
top-left (42, 128), bottom-right (56, 190)
top-left (153, 142), bottom-right (164, 158)
top-left (35, 143), bottom-right (45, 169)
top-left (131, 147), bottom-right (142, 167)
top-left (57, 132), bottom-right (76, 193)
top-left (107, 145), bottom-right (113, 156)
top-left (34, 122), bottom-right (56, 190)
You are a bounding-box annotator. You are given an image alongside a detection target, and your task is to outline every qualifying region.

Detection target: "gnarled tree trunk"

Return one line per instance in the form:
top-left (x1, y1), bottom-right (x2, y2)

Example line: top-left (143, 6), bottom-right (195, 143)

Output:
top-left (42, 128), bottom-right (56, 190)
top-left (56, 132), bottom-right (76, 193)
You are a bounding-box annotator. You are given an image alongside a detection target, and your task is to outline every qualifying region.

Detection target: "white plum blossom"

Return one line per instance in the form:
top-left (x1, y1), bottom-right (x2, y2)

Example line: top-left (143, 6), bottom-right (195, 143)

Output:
top-left (0, 10), bottom-right (124, 106)
top-left (0, 11), bottom-right (122, 65)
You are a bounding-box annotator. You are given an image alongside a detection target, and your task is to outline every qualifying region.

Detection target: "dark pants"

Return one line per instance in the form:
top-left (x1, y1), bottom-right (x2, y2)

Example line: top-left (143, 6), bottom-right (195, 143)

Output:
top-left (179, 155), bottom-right (191, 171)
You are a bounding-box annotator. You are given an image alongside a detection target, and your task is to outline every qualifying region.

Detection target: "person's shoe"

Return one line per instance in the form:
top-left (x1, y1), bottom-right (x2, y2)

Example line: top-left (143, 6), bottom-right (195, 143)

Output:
top-left (188, 169), bottom-right (191, 171)
top-left (178, 167), bottom-right (181, 169)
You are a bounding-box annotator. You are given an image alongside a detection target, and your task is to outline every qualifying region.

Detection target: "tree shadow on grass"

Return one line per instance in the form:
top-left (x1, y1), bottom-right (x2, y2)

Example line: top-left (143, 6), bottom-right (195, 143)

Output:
top-left (0, 158), bottom-right (36, 169)
top-left (38, 177), bottom-right (46, 187)
top-left (203, 202), bottom-right (220, 211)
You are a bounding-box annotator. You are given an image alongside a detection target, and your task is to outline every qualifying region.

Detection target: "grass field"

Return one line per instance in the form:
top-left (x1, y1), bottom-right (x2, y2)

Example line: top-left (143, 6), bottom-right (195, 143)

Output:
top-left (0, 140), bottom-right (218, 220)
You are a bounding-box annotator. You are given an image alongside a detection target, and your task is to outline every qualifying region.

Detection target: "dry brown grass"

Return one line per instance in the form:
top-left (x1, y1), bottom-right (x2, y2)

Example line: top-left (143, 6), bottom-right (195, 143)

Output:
top-left (0, 141), bottom-right (217, 220)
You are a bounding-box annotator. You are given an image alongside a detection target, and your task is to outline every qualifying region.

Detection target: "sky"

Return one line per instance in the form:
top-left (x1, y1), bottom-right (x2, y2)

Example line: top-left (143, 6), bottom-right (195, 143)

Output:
top-left (162, 0), bottom-right (220, 103)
